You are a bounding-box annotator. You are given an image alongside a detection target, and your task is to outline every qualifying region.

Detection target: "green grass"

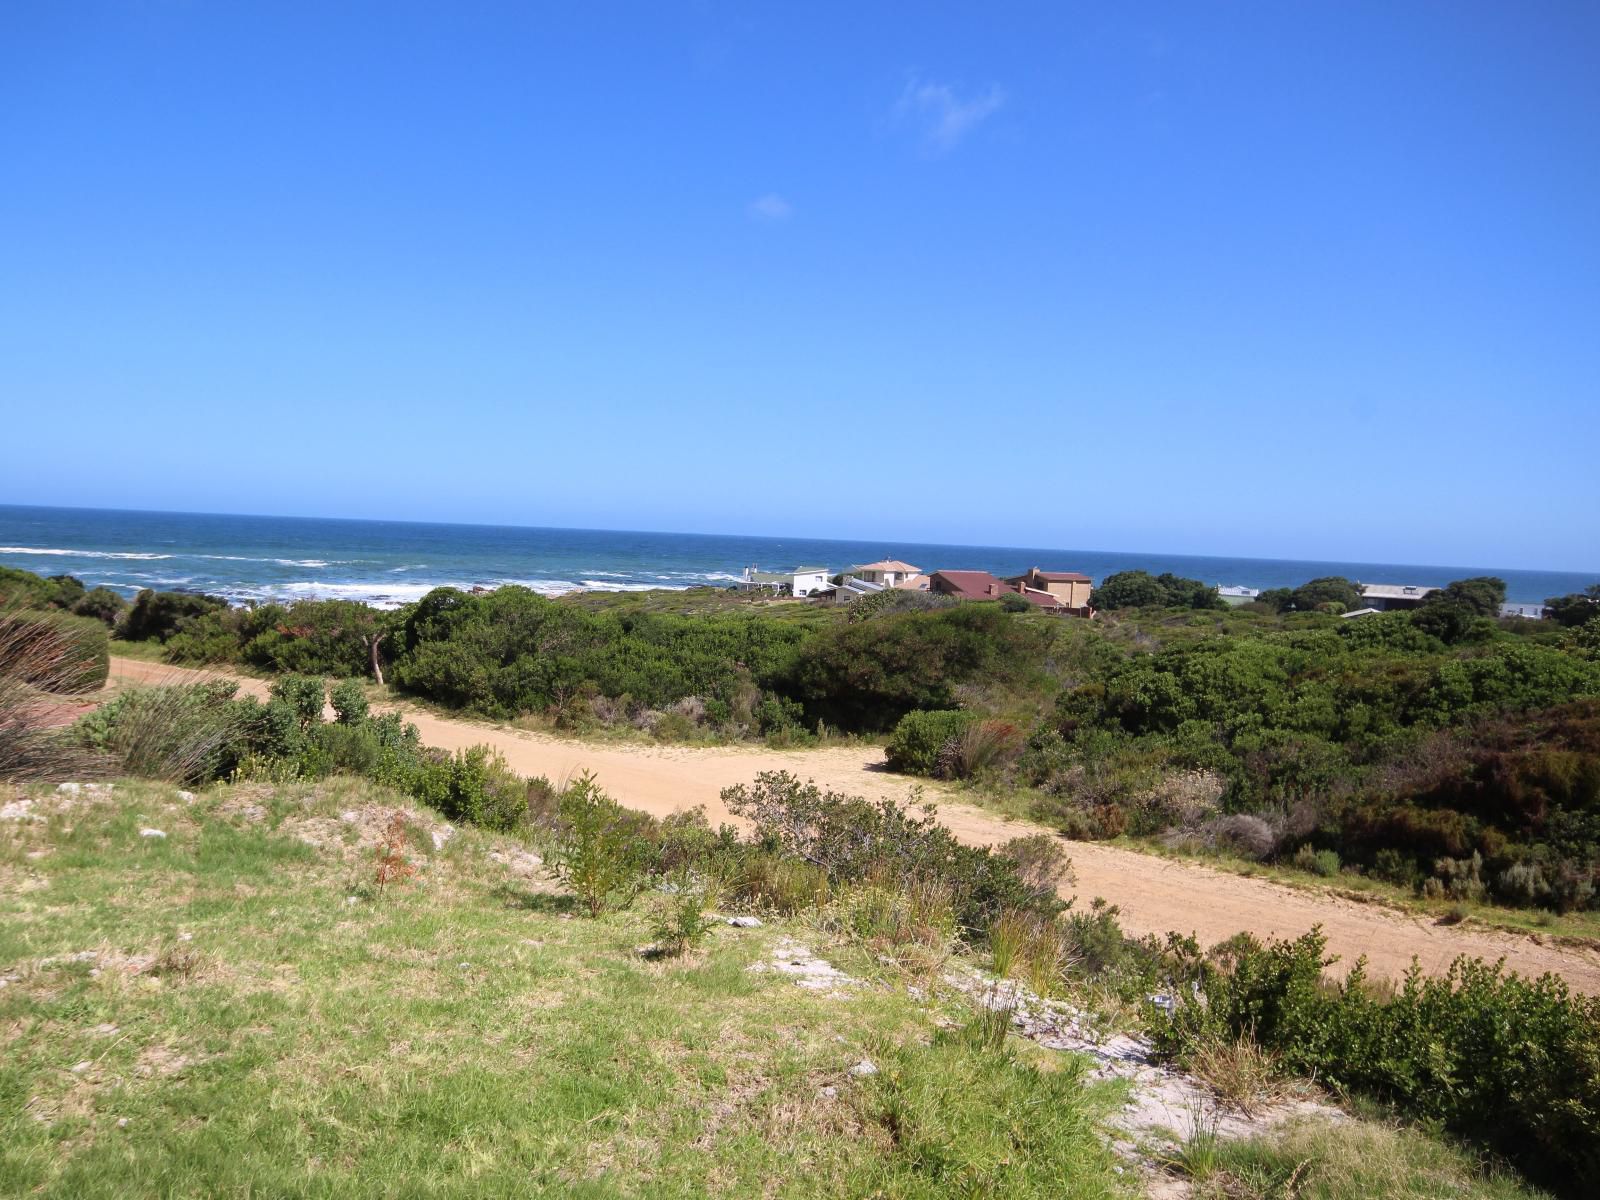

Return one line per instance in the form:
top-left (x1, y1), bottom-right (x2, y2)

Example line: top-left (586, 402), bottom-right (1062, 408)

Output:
top-left (1194, 1118), bottom-right (1549, 1200)
top-left (0, 776), bottom-right (1125, 1198)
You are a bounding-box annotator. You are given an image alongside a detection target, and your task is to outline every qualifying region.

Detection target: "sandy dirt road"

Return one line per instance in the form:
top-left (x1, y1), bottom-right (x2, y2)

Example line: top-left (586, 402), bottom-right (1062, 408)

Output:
top-left (108, 656), bottom-right (1600, 992)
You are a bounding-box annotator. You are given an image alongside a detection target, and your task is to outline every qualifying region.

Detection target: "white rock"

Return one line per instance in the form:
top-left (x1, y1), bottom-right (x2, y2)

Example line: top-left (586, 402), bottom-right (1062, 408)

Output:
top-left (177, 791), bottom-right (196, 803)
top-left (57, 782), bottom-right (82, 795)
top-left (139, 828), bottom-right (167, 839)
top-left (177, 932), bottom-right (193, 943)
top-left (726, 915), bottom-right (763, 928)
top-left (819, 1085), bottom-right (838, 1099)
top-left (345, 896), bottom-right (360, 906)
top-left (86, 783), bottom-right (113, 794)
top-left (848, 1059), bottom-right (878, 1078)
top-left (0, 799), bottom-right (37, 822)
top-left (117, 1117), bottom-right (131, 1129)
top-left (71, 1061), bottom-right (92, 1074)
top-left (431, 825), bottom-right (454, 851)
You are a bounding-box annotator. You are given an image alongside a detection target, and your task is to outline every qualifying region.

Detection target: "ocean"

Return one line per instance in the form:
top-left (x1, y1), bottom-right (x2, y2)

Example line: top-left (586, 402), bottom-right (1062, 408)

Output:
top-left (0, 504), bottom-right (1592, 608)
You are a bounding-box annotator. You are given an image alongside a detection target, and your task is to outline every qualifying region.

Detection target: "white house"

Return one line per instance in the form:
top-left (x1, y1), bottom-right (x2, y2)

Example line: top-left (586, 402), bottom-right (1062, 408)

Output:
top-left (790, 567), bottom-right (830, 597)
top-left (851, 559), bottom-right (923, 588)
top-left (737, 565), bottom-right (831, 597)
top-left (1359, 583), bottom-right (1438, 611)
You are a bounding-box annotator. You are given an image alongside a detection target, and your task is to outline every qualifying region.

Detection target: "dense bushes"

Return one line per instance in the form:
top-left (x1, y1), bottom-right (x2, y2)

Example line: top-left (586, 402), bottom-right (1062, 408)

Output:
top-left (1089, 570), bottom-right (1225, 611)
top-left (1150, 928), bottom-right (1600, 1195)
top-left (782, 603), bottom-right (1045, 731)
top-left (122, 588), bottom-right (228, 643)
top-left (1036, 606), bottom-right (1600, 908)
top-left (720, 771), bottom-right (1068, 934)
top-left (886, 710), bottom-right (974, 774)
top-left (163, 599), bottom-right (388, 676)
top-left (390, 585), bottom-right (810, 722)
top-left (0, 569), bottom-right (129, 628)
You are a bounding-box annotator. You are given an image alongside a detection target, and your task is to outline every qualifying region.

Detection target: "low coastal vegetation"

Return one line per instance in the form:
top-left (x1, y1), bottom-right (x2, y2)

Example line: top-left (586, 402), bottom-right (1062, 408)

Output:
top-left (3, 606), bottom-right (1599, 1196)
top-left (4, 563), bottom-right (1600, 920)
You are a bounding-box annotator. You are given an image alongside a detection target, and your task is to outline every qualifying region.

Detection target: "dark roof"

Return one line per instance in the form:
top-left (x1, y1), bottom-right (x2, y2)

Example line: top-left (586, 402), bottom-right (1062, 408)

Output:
top-left (1014, 587), bottom-right (1068, 608)
top-left (930, 570), bottom-right (1006, 600)
top-left (1006, 568), bottom-right (1091, 583)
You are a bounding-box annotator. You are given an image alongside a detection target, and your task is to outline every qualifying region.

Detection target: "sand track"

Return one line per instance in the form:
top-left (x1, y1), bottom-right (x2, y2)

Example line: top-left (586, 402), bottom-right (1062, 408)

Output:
top-left (107, 656), bottom-right (1600, 992)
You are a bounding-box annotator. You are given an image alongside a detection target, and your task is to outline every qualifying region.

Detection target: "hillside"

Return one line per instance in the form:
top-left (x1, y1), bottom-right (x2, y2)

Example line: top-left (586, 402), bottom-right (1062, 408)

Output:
top-left (0, 775), bottom-right (1553, 1200)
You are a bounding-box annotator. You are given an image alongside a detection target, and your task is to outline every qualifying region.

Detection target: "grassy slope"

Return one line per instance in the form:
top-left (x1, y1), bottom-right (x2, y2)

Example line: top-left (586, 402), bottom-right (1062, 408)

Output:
top-left (0, 777), bottom-right (1125, 1199)
top-left (0, 776), bottom-right (1553, 1199)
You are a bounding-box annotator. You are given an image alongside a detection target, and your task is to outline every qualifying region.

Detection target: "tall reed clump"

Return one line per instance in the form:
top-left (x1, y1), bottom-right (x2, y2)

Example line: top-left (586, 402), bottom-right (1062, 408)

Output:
top-left (74, 680), bottom-right (255, 785)
top-left (0, 606), bottom-right (114, 782)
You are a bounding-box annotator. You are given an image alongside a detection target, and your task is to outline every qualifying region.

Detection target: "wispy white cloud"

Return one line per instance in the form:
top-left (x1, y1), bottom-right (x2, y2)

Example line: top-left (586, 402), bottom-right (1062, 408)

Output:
top-left (748, 193), bottom-right (794, 221)
top-left (894, 77), bottom-right (1006, 154)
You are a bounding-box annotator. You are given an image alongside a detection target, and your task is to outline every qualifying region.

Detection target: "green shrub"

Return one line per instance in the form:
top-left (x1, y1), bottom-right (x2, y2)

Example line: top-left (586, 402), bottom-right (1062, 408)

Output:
top-left (329, 678), bottom-right (369, 725)
top-left (649, 877), bottom-right (718, 956)
top-left (1291, 844), bottom-right (1341, 877)
top-left (1149, 928), bottom-right (1600, 1195)
top-left (71, 586), bottom-right (128, 626)
top-left (885, 709), bottom-right (974, 775)
top-left (721, 771), bottom-right (1061, 933)
top-left (547, 771), bottom-right (653, 915)
top-left (428, 745), bottom-right (529, 832)
top-left (121, 588), bottom-right (227, 643)
top-left (783, 603), bottom-right (1045, 732)
top-left (1090, 570), bottom-right (1226, 611)
top-left (270, 675), bottom-right (326, 730)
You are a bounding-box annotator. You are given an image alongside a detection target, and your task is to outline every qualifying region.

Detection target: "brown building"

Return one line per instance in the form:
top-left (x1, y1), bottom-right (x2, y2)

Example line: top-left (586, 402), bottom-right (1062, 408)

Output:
top-left (1004, 568), bottom-right (1093, 611)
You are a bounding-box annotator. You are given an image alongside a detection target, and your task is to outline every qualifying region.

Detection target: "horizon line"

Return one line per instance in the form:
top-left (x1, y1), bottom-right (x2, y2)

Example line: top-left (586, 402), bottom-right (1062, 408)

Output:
top-left (0, 499), bottom-right (1595, 580)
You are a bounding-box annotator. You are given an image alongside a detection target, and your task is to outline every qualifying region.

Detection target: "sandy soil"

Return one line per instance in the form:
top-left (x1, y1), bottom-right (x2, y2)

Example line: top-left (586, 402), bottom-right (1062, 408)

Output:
top-left (107, 656), bottom-right (1600, 992)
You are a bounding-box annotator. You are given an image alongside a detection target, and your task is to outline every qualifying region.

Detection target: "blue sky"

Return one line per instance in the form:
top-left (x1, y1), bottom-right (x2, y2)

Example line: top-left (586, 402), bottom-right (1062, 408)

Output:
top-left (2, 2), bottom-right (1596, 570)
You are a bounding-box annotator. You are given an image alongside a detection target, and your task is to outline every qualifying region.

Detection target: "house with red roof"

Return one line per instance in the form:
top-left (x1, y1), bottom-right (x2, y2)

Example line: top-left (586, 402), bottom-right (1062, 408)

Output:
top-left (929, 570), bottom-right (1007, 601)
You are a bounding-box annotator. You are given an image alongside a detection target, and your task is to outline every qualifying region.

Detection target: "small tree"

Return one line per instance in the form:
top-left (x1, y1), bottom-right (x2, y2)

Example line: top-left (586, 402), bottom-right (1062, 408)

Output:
top-left (330, 678), bottom-right (369, 725)
top-left (547, 772), bottom-right (652, 916)
top-left (1546, 585), bottom-right (1600, 628)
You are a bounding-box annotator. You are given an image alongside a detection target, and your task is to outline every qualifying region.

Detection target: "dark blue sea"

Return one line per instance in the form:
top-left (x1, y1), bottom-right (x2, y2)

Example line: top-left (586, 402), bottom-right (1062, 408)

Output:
top-left (0, 504), bottom-right (1592, 608)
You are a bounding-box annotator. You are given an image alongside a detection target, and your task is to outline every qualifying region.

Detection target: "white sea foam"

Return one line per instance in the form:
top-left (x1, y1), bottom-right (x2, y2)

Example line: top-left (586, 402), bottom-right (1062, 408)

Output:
top-left (0, 546), bottom-right (173, 560)
top-left (225, 580), bottom-right (460, 609)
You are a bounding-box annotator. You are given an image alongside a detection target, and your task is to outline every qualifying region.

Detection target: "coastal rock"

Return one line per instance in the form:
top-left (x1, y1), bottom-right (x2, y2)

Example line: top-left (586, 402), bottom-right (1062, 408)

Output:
top-left (749, 937), bottom-right (858, 997)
